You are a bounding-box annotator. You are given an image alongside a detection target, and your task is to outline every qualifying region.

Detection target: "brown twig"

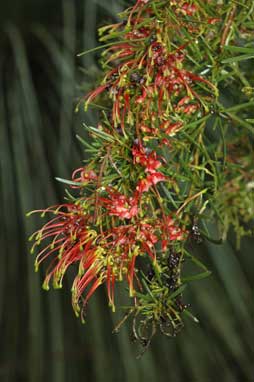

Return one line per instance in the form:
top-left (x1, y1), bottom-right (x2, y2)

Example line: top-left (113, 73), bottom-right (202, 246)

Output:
top-left (94, 146), bottom-right (111, 223)
top-left (176, 188), bottom-right (208, 216)
top-left (220, 5), bottom-right (237, 50)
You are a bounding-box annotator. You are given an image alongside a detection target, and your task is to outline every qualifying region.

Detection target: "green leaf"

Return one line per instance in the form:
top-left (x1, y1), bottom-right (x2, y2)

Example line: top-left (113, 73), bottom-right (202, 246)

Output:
top-left (222, 53), bottom-right (254, 64)
top-left (182, 271), bottom-right (212, 283)
top-left (83, 123), bottom-right (115, 142)
top-left (76, 134), bottom-right (95, 150)
top-left (183, 309), bottom-right (200, 323)
top-left (184, 250), bottom-right (209, 272)
top-left (141, 279), bottom-right (157, 302)
top-left (55, 177), bottom-right (84, 186)
top-left (224, 46), bottom-right (254, 54)
top-left (169, 284), bottom-right (187, 300)
top-left (160, 184), bottom-right (179, 208)
top-left (77, 40), bottom-right (132, 57)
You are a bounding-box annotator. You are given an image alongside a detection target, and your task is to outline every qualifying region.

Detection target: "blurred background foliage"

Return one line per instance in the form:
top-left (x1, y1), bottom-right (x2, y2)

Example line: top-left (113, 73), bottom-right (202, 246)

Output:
top-left (0, 1), bottom-right (253, 381)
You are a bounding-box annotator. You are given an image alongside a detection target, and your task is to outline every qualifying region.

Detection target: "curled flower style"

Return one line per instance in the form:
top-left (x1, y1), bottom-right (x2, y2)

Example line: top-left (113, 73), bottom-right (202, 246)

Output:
top-left (71, 167), bottom-right (97, 187)
top-left (29, 204), bottom-right (95, 290)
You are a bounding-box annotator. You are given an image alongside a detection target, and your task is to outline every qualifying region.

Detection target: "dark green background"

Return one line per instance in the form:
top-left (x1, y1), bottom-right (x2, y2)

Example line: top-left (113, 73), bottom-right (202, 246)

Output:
top-left (0, 1), bottom-right (253, 381)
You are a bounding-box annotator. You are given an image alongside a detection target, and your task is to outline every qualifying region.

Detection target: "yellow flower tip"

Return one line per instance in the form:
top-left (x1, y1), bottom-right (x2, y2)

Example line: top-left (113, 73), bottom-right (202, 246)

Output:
top-left (34, 262), bottom-right (39, 272)
top-left (129, 288), bottom-right (135, 298)
top-left (81, 317), bottom-right (86, 324)
top-left (53, 273), bottom-right (62, 288)
top-left (109, 302), bottom-right (116, 313)
top-left (74, 309), bottom-right (80, 318)
top-left (42, 281), bottom-right (50, 291)
top-left (78, 268), bottom-right (85, 277)
top-left (35, 239), bottom-right (41, 247)
top-left (53, 282), bottom-right (63, 290)
top-left (72, 302), bottom-right (80, 318)
top-left (35, 231), bottom-right (42, 239)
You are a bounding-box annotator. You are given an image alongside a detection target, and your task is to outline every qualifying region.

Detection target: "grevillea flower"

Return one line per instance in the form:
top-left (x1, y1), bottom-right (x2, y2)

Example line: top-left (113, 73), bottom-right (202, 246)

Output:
top-left (29, 204), bottom-right (95, 291)
top-left (71, 167), bottom-right (97, 187)
top-left (180, 3), bottom-right (197, 16)
top-left (30, 1), bottom-right (197, 324)
top-left (132, 143), bottom-right (162, 173)
top-left (131, 143), bottom-right (168, 195)
top-left (29, 0), bottom-right (253, 347)
top-left (136, 172), bottom-right (167, 194)
top-left (101, 189), bottom-right (139, 220)
top-left (160, 216), bottom-right (186, 251)
top-left (208, 18), bottom-right (221, 25)
top-left (160, 121), bottom-right (183, 136)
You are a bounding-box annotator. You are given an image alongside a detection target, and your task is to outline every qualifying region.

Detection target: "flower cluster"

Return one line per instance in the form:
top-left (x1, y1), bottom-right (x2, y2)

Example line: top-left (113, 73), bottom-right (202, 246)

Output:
top-left (102, 189), bottom-right (139, 219)
top-left (29, 201), bottom-right (185, 318)
top-left (132, 143), bottom-right (168, 193)
top-left (29, 0), bottom-right (254, 349)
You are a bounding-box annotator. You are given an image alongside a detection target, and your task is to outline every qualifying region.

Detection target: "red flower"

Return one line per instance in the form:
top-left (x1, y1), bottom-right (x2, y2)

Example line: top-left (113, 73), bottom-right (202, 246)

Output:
top-left (125, 27), bottom-right (150, 39)
top-left (84, 84), bottom-right (109, 110)
top-left (132, 142), bottom-right (146, 164)
top-left (161, 215), bottom-right (186, 251)
top-left (102, 189), bottom-right (139, 219)
top-left (181, 3), bottom-right (197, 16)
top-left (177, 96), bottom-right (191, 107)
top-left (101, 222), bottom-right (158, 299)
top-left (136, 172), bottom-right (167, 194)
top-left (139, 223), bottom-right (159, 248)
top-left (29, 0), bottom-right (225, 331)
top-left (136, 87), bottom-right (148, 103)
top-left (29, 204), bottom-right (98, 298)
top-left (176, 96), bottom-right (200, 115)
top-left (147, 172), bottom-right (167, 185)
top-left (145, 152), bottom-right (162, 173)
top-left (71, 167), bottom-right (97, 188)
top-left (132, 143), bottom-right (162, 173)
top-left (208, 18), bottom-right (221, 25)
top-left (160, 121), bottom-right (183, 136)
top-left (136, 178), bottom-right (151, 193)
top-left (151, 42), bottom-right (164, 59)
top-left (140, 124), bottom-right (153, 133)
top-left (182, 104), bottom-right (199, 115)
